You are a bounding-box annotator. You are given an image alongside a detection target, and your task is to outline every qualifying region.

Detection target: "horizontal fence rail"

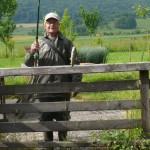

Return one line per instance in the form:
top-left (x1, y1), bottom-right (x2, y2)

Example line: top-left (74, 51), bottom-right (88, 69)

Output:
top-left (0, 119), bottom-right (141, 133)
top-left (1, 140), bottom-right (150, 148)
top-left (0, 141), bottom-right (109, 148)
top-left (0, 100), bottom-right (141, 114)
top-left (0, 80), bottom-right (141, 95)
top-left (0, 62), bottom-right (150, 77)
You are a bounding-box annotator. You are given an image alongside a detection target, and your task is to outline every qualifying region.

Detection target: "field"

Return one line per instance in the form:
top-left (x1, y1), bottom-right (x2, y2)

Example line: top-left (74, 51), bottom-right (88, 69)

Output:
top-left (13, 18), bottom-right (150, 35)
top-left (97, 18), bottom-right (150, 34)
top-left (1, 35), bottom-right (150, 65)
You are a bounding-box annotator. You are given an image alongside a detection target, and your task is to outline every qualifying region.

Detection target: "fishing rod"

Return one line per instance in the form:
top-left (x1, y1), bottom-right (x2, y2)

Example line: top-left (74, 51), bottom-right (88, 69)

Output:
top-left (34, 0), bottom-right (40, 66)
top-left (15, 0), bottom-right (41, 116)
top-left (36, 0), bottom-right (40, 43)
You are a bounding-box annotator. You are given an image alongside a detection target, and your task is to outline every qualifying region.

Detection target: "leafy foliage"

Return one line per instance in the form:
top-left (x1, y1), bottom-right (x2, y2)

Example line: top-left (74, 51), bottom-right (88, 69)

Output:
top-left (93, 129), bottom-right (149, 150)
top-left (79, 6), bottom-right (100, 36)
top-left (0, 0), bottom-right (17, 57)
top-left (115, 15), bottom-right (137, 29)
top-left (0, 18), bottom-right (16, 57)
top-left (59, 9), bottom-right (77, 41)
top-left (13, 0), bottom-right (150, 25)
top-left (133, 5), bottom-right (150, 60)
top-left (133, 5), bottom-right (150, 18)
top-left (0, 0), bottom-right (17, 19)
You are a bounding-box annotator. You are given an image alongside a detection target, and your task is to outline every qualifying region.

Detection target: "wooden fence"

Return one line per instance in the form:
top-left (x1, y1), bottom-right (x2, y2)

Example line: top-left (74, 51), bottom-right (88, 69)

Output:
top-left (0, 62), bottom-right (150, 149)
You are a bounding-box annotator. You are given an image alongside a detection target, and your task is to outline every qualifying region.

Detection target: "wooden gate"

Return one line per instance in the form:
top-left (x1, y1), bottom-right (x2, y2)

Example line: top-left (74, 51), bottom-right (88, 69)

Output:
top-left (0, 62), bottom-right (150, 149)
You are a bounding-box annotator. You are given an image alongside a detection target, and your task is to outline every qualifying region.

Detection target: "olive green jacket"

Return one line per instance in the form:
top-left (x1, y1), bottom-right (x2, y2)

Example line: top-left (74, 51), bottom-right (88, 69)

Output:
top-left (24, 32), bottom-right (82, 98)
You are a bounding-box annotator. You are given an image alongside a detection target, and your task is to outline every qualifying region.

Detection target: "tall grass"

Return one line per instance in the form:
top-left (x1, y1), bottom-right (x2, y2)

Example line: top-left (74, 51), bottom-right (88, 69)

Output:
top-left (103, 36), bottom-right (149, 53)
top-left (0, 35), bottom-right (35, 58)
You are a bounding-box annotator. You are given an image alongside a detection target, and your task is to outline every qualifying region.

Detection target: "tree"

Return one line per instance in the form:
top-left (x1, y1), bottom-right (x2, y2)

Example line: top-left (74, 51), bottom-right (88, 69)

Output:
top-left (0, 17), bottom-right (16, 57)
top-left (133, 5), bottom-right (150, 36)
top-left (0, 0), bottom-right (17, 57)
top-left (79, 6), bottom-right (100, 36)
top-left (133, 5), bottom-right (150, 60)
top-left (0, 0), bottom-right (17, 19)
top-left (114, 16), bottom-right (137, 29)
top-left (59, 9), bottom-right (77, 41)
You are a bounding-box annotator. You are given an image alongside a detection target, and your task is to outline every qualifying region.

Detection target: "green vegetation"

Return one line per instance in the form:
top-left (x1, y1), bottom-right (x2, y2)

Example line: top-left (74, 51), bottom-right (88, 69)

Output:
top-left (114, 14), bottom-right (137, 29)
top-left (79, 6), bottom-right (100, 36)
top-left (0, 0), bottom-right (17, 58)
top-left (13, 17), bottom-right (150, 37)
top-left (91, 129), bottom-right (150, 149)
top-left (13, 0), bottom-right (150, 36)
top-left (59, 9), bottom-right (77, 41)
top-left (14, 0), bottom-right (150, 24)
top-left (0, 0), bottom-right (17, 19)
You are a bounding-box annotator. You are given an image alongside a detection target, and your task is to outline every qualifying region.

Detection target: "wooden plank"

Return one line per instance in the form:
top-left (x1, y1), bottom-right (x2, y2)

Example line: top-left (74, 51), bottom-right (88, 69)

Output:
top-left (1, 62), bottom-right (150, 77)
top-left (0, 119), bottom-right (141, 133)
top-left (0, 140), bottom-right (150, 148)
top-left (0, 100), bottom-right (141, 114)
top-left (0, 80), bottom-right (140, 95)
top-left (0, 141), bottom-right (110, 148)
top-left (0, 77), bottom-right (7, 121)
top-left (140, 71), bottom-right (150, 137)
top-left (0, 77), bottom-right (5, 104)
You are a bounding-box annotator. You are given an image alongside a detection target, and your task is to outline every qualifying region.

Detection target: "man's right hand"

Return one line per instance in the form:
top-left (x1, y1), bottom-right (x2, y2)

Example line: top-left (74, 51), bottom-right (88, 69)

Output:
top-left (30, 42), bottom-right (39, 53)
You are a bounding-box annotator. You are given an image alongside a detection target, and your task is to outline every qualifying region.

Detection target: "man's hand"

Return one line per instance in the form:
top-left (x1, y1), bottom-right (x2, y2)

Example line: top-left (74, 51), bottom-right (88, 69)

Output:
top-left (30, 42), bottom-right (39, 53)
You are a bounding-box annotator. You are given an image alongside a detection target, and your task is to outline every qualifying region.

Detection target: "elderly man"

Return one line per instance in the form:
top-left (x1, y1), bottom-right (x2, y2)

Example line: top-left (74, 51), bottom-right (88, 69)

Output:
top-left (24, 12), bottom-right (81, 142)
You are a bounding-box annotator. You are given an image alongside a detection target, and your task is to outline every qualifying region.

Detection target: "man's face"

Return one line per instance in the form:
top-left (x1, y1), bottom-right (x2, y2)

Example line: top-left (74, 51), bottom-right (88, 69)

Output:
top-left (44, 18), bottom-right (59, 36)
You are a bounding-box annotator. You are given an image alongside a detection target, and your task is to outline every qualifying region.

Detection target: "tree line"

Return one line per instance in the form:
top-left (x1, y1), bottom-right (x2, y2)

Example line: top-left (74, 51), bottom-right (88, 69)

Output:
top-left (13, 0), bottom-right (150, 24)
top-left (12, 0), bottom-right (150, 34)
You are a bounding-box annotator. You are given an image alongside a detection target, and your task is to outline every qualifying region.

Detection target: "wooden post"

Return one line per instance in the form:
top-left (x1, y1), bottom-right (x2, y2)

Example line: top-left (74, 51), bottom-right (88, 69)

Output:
top-left (0, 77), bottom-right (7, 121)
top-left (140, 70), bottom-right (150, 137)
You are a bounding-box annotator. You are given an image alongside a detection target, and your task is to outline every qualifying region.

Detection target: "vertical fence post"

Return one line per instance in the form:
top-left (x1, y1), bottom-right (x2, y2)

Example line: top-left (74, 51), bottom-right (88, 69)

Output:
top-left (0, 77), bottom-right (7, 121)
top-left (0, 77), bottom-right (5, 104)
top-left (140, 70), bottom-right (150, 137)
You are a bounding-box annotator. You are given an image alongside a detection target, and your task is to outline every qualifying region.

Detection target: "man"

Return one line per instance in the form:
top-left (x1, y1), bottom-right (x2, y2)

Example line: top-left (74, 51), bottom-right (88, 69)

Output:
top-left (24, 12), bottom-right (81, 142)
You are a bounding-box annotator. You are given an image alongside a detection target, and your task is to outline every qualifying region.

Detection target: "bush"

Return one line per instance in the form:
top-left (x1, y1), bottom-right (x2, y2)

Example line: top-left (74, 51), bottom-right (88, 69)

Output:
top-left (78, 46), bottom-right (108, 64)
top-left (114, 16), bottom-right (137, 29)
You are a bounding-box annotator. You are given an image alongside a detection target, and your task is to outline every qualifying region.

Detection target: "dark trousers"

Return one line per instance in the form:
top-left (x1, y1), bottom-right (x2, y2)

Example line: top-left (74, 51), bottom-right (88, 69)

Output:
top-left (39, 97), bottom-right (70, 141)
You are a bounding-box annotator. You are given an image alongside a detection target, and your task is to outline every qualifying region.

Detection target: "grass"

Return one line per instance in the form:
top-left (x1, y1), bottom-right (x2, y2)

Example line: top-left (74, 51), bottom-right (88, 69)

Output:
top-left (0, 58), bottom-right (24, 68)
top-left (107, 51), bottom-right (150, 63)
top-left (136, 18), bottom-right (150, 29)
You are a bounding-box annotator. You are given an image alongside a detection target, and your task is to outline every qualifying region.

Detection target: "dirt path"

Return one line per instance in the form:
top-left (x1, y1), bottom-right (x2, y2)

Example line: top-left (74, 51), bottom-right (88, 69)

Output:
top-left (1, 99), bottom-right (126, 142)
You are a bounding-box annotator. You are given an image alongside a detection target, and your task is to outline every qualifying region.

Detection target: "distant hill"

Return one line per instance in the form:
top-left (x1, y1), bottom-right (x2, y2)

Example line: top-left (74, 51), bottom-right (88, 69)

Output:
top-left (13, 0), bottom-right (150, 24)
